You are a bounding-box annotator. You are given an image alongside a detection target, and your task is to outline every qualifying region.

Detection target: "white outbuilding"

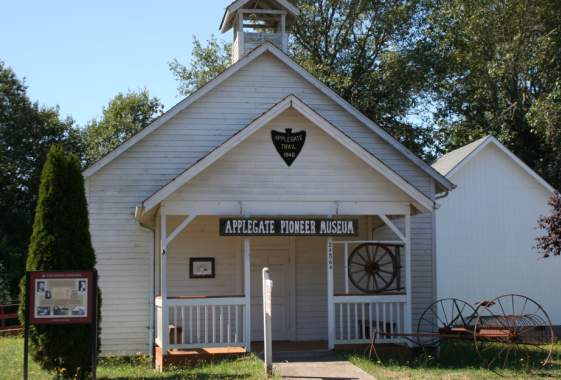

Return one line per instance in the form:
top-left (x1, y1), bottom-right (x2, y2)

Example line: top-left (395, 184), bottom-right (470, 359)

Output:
top-left (433, 136), bottom-right (561, 327)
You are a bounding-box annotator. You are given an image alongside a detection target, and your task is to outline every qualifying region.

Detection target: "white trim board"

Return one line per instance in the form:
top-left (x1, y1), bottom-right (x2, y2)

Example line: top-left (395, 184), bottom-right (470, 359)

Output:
top-left (139, 95), bottom-right (435, 215)
top-left (82, 42), bottom-right (453, 192)
top-left (434, 136), bottom-right (556, 194)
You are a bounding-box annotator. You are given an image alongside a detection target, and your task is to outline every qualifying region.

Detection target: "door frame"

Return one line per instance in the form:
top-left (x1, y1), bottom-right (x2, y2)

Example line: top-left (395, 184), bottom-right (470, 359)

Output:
top-left (287, 236), bottom-right (297, 341)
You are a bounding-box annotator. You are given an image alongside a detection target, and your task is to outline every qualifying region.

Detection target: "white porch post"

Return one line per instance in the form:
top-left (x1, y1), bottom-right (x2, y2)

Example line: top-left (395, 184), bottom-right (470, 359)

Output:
top-left (404, 212), bottom-right (412, 338)
top-left (243, 238), bottom-right (251, 352)
top-left (327, 238), bottom-right (335, 349)
top-left (160, 206), bottom-right (168, 353)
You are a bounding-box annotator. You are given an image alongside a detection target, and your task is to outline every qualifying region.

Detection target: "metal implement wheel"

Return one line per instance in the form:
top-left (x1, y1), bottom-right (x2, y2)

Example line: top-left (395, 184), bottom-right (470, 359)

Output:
top-left (474, 294), bottom-right (555, 370)
top-left (416, 298), bottom-right (478, 351)
top-left (348, 243), bottom-right (397, 293)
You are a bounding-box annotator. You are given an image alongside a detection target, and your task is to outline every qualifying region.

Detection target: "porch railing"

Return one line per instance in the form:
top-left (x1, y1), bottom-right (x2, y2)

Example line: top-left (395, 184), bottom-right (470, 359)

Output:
top-left (155, 296), bottom-right (247, 350)
top-left (333, 295), bottom-right (406, 345)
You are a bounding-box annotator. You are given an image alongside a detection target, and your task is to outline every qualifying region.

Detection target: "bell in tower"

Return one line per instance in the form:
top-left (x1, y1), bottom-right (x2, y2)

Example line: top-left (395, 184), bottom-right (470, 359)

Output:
top-left (220, 0), bottom-right (299, 62)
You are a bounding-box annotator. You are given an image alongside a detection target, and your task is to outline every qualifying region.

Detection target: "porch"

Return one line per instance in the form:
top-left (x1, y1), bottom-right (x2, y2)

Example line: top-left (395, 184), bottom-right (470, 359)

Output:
top-left (151, 206), bottom-right (413, 366)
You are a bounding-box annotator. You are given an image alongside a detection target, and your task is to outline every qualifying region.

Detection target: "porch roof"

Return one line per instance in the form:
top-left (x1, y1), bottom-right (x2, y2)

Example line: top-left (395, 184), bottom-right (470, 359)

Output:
top-left (135, 95), bottom-right (435, 221)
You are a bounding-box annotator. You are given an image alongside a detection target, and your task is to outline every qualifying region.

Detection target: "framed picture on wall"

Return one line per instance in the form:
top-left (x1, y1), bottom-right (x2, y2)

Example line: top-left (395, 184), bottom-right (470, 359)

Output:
top-left (189, 257), bottom-right (215, 279)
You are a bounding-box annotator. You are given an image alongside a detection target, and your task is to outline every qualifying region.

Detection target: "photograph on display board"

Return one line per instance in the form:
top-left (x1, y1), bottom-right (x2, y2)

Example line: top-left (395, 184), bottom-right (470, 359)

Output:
top-left (32, 277), bottom-right (89, 320)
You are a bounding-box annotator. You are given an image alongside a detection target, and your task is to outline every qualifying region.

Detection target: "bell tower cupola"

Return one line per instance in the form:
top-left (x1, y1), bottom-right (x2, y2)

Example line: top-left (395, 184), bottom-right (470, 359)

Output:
top-left (220, 0), bottom-right (299, 62)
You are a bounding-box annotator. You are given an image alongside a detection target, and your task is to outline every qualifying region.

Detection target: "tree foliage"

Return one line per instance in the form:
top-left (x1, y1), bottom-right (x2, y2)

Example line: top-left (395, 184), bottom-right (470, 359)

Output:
top-left (536, 193), bottom-right (561, 258)
top-left (0, 61), bottom-right (82, 302)
top-left (424, 0), bottom-right (561, 187)
top-left (292, 0), bottom-right (438, 158)
top-left (169, 2), bottom-right (438, 159)
top-left (169, 35), bottom-right (232, 97)
top-left (19, 145), bottom-right (100, 379)
top-left (82, 89), bottom-right (163, 165)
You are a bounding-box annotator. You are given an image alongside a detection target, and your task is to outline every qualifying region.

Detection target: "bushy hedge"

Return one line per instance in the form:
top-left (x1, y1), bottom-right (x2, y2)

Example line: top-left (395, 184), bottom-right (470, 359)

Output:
top-left (18, 145), bottom-right (100, 379)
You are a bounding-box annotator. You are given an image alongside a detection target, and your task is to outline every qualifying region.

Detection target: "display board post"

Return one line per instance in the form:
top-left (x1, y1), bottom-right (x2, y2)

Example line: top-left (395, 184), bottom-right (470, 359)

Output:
top-left (91, 270), bottom-right (98, 380)
top-left (23, 270), bottom-right (96, 380)
top-left (262, 267), bottom-right (273, 375)
top-left (23, 272), bottom-right (29, 380)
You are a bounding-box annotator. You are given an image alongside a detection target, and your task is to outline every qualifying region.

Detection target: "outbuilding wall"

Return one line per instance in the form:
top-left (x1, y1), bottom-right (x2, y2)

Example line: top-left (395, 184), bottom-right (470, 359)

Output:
top-left (436, 143), bottom-right (561, 324)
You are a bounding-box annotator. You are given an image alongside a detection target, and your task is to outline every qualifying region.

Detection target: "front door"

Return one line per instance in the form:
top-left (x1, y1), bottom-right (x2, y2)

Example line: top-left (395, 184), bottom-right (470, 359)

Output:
top-left (251, 238), bottom-right (294, 341)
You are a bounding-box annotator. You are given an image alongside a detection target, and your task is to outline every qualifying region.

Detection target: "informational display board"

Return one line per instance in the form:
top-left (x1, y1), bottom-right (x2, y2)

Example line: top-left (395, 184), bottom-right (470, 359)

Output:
top-left (28, 271), bottom-right (94, 325)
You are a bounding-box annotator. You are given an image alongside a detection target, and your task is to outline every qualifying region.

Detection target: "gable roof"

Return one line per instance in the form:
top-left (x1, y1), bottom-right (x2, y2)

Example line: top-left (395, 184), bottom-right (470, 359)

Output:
top-left (432, 135), bottom-right (556, 194)
top-left (432, 136), bottom-right (488, 176)
top-left (220, 0), bottom-right (300, 33)
top-left (140, 95), bottom-right (436, 215)
top-left (83, 42), bottom-right (453, 193)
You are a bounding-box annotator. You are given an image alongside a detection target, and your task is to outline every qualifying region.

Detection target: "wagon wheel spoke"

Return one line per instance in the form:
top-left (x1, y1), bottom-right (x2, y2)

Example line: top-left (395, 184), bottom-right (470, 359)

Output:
top-left (358, 270), bottom-right (370, 283)
top-left (440, 301), bottom-right (450, 327)
top-left (420, 316), bottom-right (440, 331)
top-left (374, 272), bottom-right (389, 287)
top-left (520, 298), bottom-right (529, 316)
top-left (350, 269), bottom-right (365, 274)
top-left (454, 301), bottom-right (468, 327)
top-left (431, 305), bottom-right (448, 327)
top-left (356, 250), bottom-right (369, 265)
top-left (368, 245), bottom-right (378, 264)
top-left (371, 273), bottom-right (378, 290)
top-left (350, 260), bottom-right (365, 267)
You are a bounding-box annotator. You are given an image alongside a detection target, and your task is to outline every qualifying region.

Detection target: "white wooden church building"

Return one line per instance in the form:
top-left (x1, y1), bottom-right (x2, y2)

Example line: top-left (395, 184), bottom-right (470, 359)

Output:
top-left (83, 0), bottom-right (454, 359)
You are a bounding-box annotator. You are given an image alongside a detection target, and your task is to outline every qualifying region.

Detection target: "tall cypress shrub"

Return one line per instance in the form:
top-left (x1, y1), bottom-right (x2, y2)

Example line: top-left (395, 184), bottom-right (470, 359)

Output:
top-left (19, 145), bottom-right (100, 379)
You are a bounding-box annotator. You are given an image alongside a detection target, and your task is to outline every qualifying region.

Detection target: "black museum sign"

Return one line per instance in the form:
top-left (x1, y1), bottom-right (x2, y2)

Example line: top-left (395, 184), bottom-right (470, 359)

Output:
top-left (219, 218), bottom-right (358, 237)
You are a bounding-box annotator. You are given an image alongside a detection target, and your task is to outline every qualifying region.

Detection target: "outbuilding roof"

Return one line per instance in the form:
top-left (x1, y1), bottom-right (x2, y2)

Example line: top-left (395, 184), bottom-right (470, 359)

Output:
top-left (432, 135), bottom-right (556, 194)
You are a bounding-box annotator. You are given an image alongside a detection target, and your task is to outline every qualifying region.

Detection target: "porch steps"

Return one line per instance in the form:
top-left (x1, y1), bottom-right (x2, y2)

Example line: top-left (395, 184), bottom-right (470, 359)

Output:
top-left (154, 346), bottom-right (246, 370)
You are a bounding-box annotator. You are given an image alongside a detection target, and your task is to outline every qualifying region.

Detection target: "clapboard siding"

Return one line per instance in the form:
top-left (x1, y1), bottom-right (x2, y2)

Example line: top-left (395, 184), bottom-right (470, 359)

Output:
top-left (168, 109), bottom-right (411, 203)
top-left (86, 51), bottom-right (436, 354)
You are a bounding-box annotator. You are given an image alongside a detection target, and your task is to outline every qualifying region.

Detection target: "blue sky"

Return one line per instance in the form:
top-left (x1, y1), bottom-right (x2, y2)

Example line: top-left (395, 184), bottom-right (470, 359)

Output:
top-left (1, 1), bottom-right (232, 126)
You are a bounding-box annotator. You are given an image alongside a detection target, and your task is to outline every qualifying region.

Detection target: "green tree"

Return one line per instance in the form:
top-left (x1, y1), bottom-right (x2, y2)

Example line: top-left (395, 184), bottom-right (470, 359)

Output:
top-left (0, 61), bottom-right (82, 302)
top-left (82, 89), bottom-right (163, 165)
top-left (19, 145), bottom-right (100, 380)
top-left (169, 35), bottom-right (232, 96)
top-left (169, 2), bottom-right (438, 159)
top-left (424, 0), bottom-right (561, 187)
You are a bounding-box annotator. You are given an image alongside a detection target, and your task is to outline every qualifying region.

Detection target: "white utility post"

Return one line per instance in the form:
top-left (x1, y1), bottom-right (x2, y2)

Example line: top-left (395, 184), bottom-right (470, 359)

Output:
top-left (243, 238), bottom-right (251, 352)
top-left (160, 207), bottom-right (168, 355)
top-left (262, 267), bottom-right (273, 375)
top-left (327, 238), bottom-right (335, 349)
top-left (404, 213), bottom-right (412, 339)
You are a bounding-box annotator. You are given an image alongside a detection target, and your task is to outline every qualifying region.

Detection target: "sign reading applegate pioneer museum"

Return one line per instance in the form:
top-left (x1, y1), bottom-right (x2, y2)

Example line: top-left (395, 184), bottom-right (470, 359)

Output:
top-left (28, 271), bottom-right (94, 324)
top-left (219, 218), bottom-right (358, 236)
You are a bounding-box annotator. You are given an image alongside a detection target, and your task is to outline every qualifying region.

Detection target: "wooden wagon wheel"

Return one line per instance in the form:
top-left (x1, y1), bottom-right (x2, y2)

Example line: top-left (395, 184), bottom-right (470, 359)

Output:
top-left (416, 298), bottom-right (478, 352)
top-left (473, 294), bottom-right (555, 370)
top-left (347, 243), bottom-right (397, 293)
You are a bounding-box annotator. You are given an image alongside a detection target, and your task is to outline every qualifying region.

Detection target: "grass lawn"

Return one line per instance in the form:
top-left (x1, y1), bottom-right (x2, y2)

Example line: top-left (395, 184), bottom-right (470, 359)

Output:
top-left (3, 335), bottom-right (561, 379)
top-left (0, 336), bottom-right (268, 379)
top-left (343, 340), bottom-right (561, 380)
